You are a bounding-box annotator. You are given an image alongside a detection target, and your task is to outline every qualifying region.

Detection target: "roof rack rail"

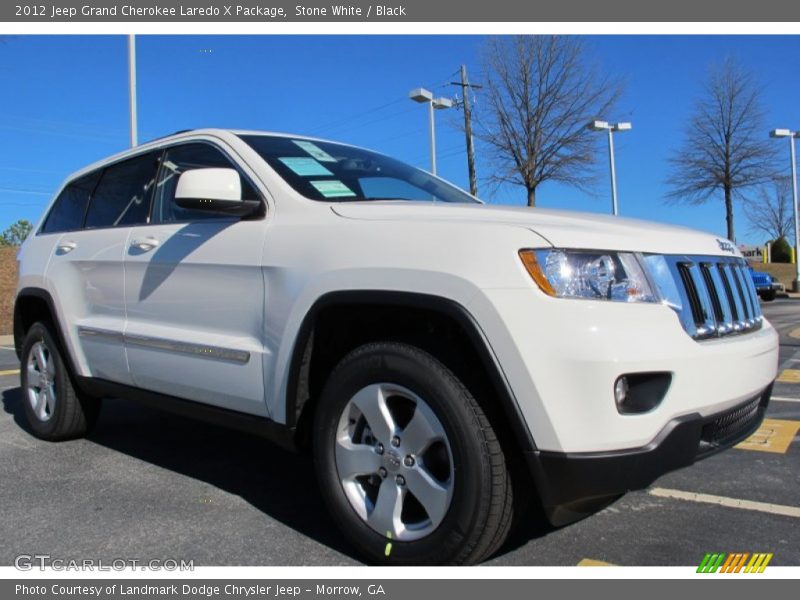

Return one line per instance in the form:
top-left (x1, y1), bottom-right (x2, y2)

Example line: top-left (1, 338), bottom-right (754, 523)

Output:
top-left (142, 129), bottom-right (196, 144)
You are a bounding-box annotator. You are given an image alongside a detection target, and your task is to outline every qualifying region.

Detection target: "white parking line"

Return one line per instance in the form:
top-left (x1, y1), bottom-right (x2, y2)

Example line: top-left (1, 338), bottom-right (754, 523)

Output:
top-left (771, 396), bottom-right (800, 403)
top-left (649, 487), bottom-right (800, 518)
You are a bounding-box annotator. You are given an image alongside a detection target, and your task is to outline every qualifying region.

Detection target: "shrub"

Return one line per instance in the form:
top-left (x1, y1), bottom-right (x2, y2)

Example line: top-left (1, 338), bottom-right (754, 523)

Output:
top-left (771, 236), bottom-right (793, 263)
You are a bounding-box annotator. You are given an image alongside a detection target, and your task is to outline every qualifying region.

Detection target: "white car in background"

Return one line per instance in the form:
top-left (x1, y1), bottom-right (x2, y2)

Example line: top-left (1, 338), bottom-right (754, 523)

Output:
top-left (13, 129), bottom-right (778, 564)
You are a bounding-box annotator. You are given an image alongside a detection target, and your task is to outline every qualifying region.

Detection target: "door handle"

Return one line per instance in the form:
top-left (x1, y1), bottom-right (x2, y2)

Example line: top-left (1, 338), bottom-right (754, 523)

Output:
top-left (130, 237), bottom-right (160, 252)
top-left (56, 241), bottom-right (76, 254)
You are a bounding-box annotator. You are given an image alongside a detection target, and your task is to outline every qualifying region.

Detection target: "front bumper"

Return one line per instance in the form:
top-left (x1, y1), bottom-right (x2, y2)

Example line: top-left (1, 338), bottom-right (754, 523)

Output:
top-left (525, 384), bottom-right (772, 526)
top-left (472, 288), bottom-right (779, 452)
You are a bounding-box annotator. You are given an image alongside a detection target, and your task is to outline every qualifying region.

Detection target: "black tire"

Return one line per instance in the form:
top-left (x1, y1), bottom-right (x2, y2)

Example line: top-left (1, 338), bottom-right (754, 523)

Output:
top-left (760, 290), bottom-right (776, 302)
top-left (313, 341), bottom-right (513, 565)
top-left (20, 321), bottom-right (101, 440)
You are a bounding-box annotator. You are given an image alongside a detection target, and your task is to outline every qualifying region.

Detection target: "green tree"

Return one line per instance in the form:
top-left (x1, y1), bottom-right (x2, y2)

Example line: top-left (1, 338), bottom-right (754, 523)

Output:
top-left (0, 219), bottom-right (33, 246)
top-left (770, 236), bottom-right (792, 263)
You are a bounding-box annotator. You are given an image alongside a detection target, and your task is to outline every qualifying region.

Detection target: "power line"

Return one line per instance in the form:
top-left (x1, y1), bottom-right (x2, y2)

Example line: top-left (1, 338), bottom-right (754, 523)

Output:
top-left (0, 166), bottom-right (65, 176)
top-left (308, 98), bottom-right (406, 137)
top-left (0, 187), bottom-right (51, 196)
top-left (307, 73), bottom-right (459, 138)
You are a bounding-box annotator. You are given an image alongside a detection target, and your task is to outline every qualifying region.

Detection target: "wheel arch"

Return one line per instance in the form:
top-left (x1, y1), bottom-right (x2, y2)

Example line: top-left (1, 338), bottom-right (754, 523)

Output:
top-left (13, 288), bottom-right (74, 373)
top-left (285, 290), bottom-right (537, 456)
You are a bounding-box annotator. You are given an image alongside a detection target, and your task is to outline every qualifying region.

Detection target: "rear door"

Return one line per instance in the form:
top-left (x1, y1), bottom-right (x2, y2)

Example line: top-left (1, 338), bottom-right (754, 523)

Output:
top-left (122, 141), bottom-right (269, 416)
top-left (44, 152), bottom-right (160, 384)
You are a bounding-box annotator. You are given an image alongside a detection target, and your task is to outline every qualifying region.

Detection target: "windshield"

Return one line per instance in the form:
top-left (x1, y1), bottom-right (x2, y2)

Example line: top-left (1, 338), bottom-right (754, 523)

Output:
top-left (239, 134), bottom-right (479, 204)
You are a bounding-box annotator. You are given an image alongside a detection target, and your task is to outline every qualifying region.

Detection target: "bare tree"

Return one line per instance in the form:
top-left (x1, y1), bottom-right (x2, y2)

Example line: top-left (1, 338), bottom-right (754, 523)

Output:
top-left (744, 177), bottom-right (795, 244)
top-left (667, 57), bottom-right (776, 241)
top-left (477, 36), bottom-right (622, 207)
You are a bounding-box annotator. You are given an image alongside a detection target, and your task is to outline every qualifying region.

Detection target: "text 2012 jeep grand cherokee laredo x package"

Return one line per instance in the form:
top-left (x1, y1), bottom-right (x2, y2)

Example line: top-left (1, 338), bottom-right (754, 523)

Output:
top-left (14, 129), bottom-right (778, 565)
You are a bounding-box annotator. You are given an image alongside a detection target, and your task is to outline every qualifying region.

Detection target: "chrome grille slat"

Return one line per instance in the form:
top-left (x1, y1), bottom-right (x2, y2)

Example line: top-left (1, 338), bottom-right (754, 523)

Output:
top-left (704, 264), bottom-right (734, 335)
top-left (732, 264), bottom-right (757, 327)
top-left (720, 263), bottom-right (748, 332)
top-left (741, 266), bottom-right (763, 319)
top-left (659, 255), bottom-right (762, 341)
top-left (686, 263), bottom-right (718, 338)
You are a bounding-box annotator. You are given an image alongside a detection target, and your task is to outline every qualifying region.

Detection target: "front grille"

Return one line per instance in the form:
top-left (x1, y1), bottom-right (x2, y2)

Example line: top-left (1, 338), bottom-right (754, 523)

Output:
top-left (698, 393), bottom-right (766, 456)
top-left (663, 256), bottom-right (762, 340)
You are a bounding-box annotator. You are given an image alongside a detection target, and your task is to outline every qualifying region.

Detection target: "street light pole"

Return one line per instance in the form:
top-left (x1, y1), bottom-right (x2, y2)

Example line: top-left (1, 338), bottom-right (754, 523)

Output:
top-left (128, 34), bottom-right (138, 148)
top-left (428, 98), bottom-right (436, 175)
top-left (588, 120), bottom-right (631, 216)
top-left (606, 127), bottom-right (618, 216)
top-left (410, 88), bottom-right (453, 175)
top-left (770, 129), bottom-right (800, 290)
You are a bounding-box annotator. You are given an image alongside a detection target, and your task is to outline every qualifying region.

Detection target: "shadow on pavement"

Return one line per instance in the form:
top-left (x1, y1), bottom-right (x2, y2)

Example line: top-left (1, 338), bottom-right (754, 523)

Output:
top-left (2, 385), bottom-right (556, 564)
top-left (2, 386), bottom-right (361, 562)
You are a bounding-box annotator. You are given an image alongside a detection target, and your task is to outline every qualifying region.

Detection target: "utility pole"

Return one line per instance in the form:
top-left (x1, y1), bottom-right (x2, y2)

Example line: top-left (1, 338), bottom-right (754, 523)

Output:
top-left (128, 34), bottom-right (138, 147)
top-left (451, 65), bottom-right (481, 196)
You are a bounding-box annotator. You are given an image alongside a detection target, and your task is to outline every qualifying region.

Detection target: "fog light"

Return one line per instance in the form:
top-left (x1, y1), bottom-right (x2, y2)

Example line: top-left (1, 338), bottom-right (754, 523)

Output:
top-left (613, 372), bottom-right (672, 414)
top-left (614, 377), bottom-right (629, 408)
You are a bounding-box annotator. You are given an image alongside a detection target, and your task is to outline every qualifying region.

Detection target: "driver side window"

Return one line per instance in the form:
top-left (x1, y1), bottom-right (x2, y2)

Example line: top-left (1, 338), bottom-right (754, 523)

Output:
top-left (152, 143), bottom-right (258, 223)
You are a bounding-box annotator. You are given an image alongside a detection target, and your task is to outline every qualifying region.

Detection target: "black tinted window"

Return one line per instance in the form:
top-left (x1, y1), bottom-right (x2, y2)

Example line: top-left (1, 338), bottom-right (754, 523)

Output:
top-left (152, 143), bottom-right (259, 224)
top-left (41, 171), bottom-right (101, 234)
top-left (84, 152), bottom-right (159, 229)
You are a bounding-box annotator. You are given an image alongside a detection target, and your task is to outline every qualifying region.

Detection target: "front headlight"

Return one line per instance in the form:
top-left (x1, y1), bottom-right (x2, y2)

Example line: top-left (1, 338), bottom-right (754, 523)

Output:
top-left (519, 249), bottom-right (657, 302)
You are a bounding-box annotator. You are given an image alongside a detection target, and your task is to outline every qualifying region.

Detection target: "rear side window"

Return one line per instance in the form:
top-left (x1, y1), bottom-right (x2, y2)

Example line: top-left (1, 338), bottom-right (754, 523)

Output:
top-left (84, 152), bottom-right (160, 229)
top-left (41, 171), bottom-right (101, 234)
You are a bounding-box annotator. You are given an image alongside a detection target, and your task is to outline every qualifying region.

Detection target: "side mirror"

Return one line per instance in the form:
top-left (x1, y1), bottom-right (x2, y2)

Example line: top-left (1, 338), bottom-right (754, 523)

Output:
top-left (174, 168), bottom-right (259, 216)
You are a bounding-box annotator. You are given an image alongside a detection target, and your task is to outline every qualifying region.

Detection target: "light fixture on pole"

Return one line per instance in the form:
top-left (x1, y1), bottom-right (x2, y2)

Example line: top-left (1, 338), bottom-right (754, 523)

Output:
top-left (588, 120), bottom-right (632, 216)
top-left (769, 128), bottom-right (800, 291)
top-left (410, 88), bottom-right (453, 175)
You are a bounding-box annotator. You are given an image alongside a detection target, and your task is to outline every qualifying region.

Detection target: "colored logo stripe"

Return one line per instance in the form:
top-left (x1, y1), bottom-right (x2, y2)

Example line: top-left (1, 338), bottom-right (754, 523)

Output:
top-left (698, 552), bottom-right (773, 573)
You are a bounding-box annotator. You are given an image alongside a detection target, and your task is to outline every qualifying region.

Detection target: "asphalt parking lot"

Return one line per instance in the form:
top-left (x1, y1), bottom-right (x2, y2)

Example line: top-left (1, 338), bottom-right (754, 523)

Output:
top-left (1, 300), bottom-right (798, 567)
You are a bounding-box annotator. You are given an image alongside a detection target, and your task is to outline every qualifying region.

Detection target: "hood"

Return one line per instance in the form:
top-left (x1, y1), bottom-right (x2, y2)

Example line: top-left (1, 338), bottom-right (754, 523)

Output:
top-left (331, 201), bottom-right (740, 258)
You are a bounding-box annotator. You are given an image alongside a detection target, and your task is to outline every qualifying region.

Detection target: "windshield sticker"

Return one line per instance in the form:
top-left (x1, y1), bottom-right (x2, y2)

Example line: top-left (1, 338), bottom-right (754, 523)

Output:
top-left (278, 157), bottom-right (333, 177)
top-left (310, 180), bottom-right (356, 198)
top-left (293, 140), bottom-right (337, 162)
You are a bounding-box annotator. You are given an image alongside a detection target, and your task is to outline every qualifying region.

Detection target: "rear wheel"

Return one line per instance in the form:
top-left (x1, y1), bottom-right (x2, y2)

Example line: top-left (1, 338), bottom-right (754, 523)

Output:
top-left (20, 322), bottom-right (101, 440)
top-left (313, 342), bottom-right (513, 565)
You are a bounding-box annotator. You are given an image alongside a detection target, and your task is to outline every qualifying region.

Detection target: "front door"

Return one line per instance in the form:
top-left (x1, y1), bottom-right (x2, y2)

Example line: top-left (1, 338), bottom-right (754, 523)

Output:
top-left (123, 141), bottom-right (269, 416)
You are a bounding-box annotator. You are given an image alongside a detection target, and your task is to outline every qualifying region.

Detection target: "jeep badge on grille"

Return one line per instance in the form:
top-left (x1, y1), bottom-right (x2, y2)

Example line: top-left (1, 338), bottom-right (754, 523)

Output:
top-left (717, 239), bottom-right (736, 253)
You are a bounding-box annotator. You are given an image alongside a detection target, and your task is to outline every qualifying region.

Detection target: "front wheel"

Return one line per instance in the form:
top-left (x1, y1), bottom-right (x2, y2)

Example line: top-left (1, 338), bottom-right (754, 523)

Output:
top-left (760, 289), bottom-right (777, 302)
top-left (313, 342), bottom-right (513, 565)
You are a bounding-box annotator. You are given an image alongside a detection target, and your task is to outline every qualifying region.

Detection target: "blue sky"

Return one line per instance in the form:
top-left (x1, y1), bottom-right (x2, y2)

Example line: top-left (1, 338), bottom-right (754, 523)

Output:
top-left (1, 34), bottom-right (800, 245)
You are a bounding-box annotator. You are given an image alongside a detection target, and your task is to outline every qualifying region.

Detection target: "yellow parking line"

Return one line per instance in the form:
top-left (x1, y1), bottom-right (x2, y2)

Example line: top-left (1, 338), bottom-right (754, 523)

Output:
top-left (777, 369), bottom-right (800, 383)
top-left (578, 559), bottom-right (615, 566)
top-left (736, 418), bottom-right (800, 454)
top-left (0, 369), bottom-right (19, 377)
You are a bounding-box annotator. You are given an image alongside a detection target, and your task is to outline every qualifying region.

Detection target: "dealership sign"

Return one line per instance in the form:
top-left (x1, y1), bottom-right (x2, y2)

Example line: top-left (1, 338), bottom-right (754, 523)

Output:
top-left (739, 245), bottom-right (764, 261)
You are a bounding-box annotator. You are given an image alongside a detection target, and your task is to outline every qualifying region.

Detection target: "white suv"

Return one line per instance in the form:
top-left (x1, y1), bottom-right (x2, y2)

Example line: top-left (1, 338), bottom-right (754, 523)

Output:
top-left (13, 129), bottom-right (778, 565)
